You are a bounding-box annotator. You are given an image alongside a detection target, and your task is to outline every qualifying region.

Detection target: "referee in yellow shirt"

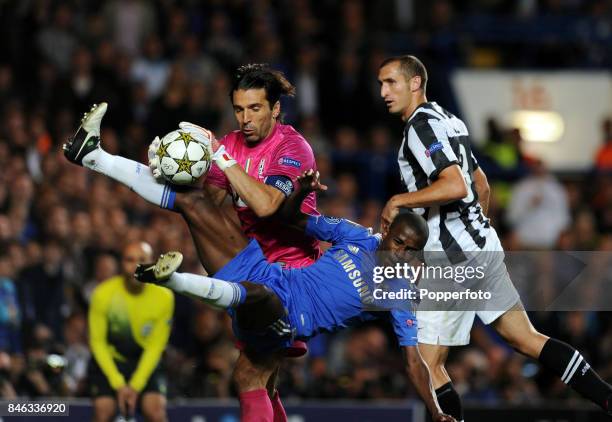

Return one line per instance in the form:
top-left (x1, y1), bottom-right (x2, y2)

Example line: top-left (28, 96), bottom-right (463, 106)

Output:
top-left (88, 241), bottom-right (174, 422)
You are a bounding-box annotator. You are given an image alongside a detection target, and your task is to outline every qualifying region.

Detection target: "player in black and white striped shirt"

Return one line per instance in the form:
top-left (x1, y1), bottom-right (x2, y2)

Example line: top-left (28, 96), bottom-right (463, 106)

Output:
top-left (395, 100), bottom-right (491, 259)
top-left (378, 55), bottom-right (612, 421)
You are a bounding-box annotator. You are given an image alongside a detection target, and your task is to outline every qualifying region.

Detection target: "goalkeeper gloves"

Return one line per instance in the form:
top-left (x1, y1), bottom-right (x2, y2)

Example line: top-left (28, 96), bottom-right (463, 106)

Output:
top-left (178, 121), bottom-right (237, 171)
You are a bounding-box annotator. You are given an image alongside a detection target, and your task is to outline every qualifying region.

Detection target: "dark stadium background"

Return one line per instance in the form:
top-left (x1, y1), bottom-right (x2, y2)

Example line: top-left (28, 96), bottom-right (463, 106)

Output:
top-left (0, 1), bottom-right (611, 421)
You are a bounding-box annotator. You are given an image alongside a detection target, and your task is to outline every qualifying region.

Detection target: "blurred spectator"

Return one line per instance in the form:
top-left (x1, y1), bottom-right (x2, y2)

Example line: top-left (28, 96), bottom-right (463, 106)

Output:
top-left (0, 251), bottom-right (21, 354)
top-left (36, 4), bottom-right (78, 74)
top-left (331, 126), bottom-right (364, 177)
top-left (506, 160), bottom-right (570, 248)
top-left (481, 122), bottom-right (532, 208)
top-left (592, 175), bottom-right (612, 233)
top-left (179, 306), bottom-right (235, 398)
top-left (595, 118), bottom-right (612, 171)
top-left (363, 125), bottom-right (400, 202)
top-left (62, 313), bottom-right (89, 396)
top-left (294, 44), bottom-right (321, 119)
top-left (0, 351), bottom-right (17, 398)
top-left (451, 349), bottom-right (498, 403)
top-left (82, 253), bottom-right (119, 304)
top-left (131, 35), bottom-right (170, 100)
top-left (55, 48), bottom-right (115, 126)
top-left (572, 208), bottom-right (600, 250)
top-left (335, 173), bottom-right (361, 218)
top-left (104, 0), bottom-right (156, 56)
top-left (18, 240), bottom-right (72, 338)
top-left (205, 10), bottom-right (244, 70)
top-left (299, 116), bottom-right (329, 155)
top-left (497, 354), bottom-right (540, 404)
top-left (177, 34), bottom-right (219, 83)
top-left (17, 324), bottom-right (67, 397)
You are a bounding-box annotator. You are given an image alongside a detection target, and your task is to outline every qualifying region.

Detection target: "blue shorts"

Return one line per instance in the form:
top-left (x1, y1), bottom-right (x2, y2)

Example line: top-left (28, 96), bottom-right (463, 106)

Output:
top-left (215, 240), bottom-right (296, 353)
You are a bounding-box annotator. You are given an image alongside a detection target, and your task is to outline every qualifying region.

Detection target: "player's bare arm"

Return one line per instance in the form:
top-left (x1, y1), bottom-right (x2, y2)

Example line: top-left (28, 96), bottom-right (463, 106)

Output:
top-left (223, 165), bottom-right (287, 217)
top-left (278, 169), bottom-right (327, 230)
top-left (381, 164), bottom-right (467, 232)
top-left (179, 123), bottom-right (292, 218)
top-left (473, 166), bottom-right (490, 216)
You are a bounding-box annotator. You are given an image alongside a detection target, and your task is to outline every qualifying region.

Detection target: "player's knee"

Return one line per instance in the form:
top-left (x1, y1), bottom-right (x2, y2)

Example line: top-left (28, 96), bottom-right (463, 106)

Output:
top-left (241, 282), bottom-right (275, 304)
top-left (232, 362), bottom-right (268, 392)
top-left (141, 394), bottom-right (167, 422)
top-left (93, 410), bottom-right (115, 422)
top-left (93, 398), bottom-right (116, 422)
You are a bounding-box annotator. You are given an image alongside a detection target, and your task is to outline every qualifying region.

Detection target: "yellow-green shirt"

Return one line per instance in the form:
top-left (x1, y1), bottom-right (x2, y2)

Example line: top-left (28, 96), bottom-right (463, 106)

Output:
top-left (88, 275), bottom-right (174, 392)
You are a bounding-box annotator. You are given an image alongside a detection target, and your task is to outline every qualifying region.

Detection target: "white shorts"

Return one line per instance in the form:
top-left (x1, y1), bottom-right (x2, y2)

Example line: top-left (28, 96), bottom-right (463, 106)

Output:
top-left (416, 239), bottom-right (521, 346)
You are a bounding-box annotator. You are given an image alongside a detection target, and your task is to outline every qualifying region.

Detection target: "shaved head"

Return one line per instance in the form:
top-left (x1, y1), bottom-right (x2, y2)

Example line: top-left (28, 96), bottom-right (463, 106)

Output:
top-left (122, 241), bottom-right (153, 282)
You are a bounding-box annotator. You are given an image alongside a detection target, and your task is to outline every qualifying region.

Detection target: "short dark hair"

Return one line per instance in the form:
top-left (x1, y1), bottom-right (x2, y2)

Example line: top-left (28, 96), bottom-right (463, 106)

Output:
top-left (389, 211), bottom-right (429, 248)
top-left (379, 55), bottom-right (428, 92)
top-left (230, 63), bottom-right (296, 108)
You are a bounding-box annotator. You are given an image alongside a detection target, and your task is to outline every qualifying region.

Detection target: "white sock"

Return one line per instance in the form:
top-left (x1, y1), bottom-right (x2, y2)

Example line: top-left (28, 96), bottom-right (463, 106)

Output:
top-left (166, 272), bottom-right (246, 308)
top-left (82, 148), bottom-right (176, 209)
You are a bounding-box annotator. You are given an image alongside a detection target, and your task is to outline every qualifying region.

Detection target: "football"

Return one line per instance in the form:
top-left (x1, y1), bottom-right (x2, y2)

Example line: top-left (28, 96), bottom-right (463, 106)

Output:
top-left (156, 130), bottom-right (211, 185)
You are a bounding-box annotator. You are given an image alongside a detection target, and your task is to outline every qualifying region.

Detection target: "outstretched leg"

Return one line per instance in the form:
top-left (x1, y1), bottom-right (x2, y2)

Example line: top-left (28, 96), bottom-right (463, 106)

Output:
top-left (493, 302), bottom-right (612, 414)
top-left (135, 253), bottom-right (288, 326)
top-left (64, 103), bottom-right (177, 210)
top-left (136, 254), bottom-right (289, 422)
top-left (64, 102), bottom-right (246, 273)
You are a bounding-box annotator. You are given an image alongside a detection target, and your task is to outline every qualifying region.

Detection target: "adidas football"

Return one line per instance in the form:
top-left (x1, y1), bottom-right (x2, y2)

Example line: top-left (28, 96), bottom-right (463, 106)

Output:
top-left (156, 130), bottom-right (211, 185)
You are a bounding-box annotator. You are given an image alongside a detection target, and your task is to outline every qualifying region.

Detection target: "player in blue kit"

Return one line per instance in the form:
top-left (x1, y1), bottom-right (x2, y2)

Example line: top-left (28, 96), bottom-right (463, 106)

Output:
top-left (135, 170), bottom-right (455, 422)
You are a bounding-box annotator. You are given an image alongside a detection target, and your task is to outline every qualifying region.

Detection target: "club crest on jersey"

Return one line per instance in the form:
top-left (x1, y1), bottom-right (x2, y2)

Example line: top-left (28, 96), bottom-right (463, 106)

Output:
top-left (405, 319), bottom-right (414, 327)
top-left (425, 141), bottom-right (444, 157)
top-left (141, 322), bottom-right (153, 338)
top-left (278, 157), bottom-right (301, 168)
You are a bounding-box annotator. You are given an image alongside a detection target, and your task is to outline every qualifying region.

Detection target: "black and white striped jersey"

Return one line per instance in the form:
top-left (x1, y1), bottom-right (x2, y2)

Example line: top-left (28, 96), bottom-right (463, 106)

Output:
top-left (398, 102), bottom-right (494, 262)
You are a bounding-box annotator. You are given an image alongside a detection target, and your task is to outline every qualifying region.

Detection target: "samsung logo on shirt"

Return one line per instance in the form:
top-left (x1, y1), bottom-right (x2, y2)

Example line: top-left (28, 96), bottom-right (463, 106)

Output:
top-left (278, 157), bottom-right (302, 168)
top-left (332, 249), bottom-right (373, 304)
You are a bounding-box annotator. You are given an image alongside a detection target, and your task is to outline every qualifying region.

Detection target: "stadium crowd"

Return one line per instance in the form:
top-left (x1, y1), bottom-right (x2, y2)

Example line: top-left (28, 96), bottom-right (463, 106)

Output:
top-left (0, 0), bottom-right (612, 407)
